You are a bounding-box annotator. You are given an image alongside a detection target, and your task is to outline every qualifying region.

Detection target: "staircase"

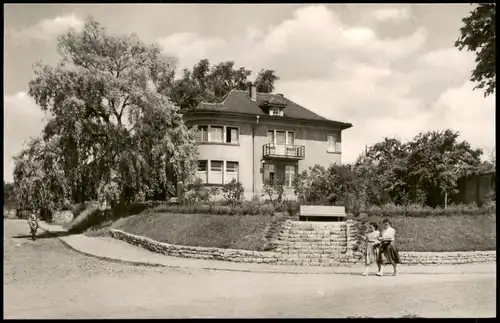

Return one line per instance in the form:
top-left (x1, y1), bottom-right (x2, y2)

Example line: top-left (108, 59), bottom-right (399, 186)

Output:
top-left (275, 221), bottom-right (361, 266)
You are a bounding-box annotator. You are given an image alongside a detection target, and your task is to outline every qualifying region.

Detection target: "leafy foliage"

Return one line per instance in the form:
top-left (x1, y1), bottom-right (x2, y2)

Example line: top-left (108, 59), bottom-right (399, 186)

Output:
top-left (168, 59), bottom-right (280, 111)
top-left (221, 179), bottom-right (244, 207)
top-left (185, 177), bottom-right (208, 203)
top-left (13, 137), bottom-right (71, 212)
top-left (293, 164), bottom-right (361, 213)
top-left (294, 130), bottom-right (487, 209)
top-left (3, 181), bottom-right (16, 209)
top-left (455, 4), bottom-right (496, 97)
top-left (353, 130), bottom-right (484, 208)
top-left (261, 180), bottom-right (286, 209)
top-left (15, 15), bottom-right (198, 212)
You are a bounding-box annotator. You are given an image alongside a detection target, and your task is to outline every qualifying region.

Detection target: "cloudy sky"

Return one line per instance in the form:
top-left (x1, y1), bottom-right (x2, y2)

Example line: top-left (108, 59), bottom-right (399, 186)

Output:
top-left (3, 4), bottom-right (496, 182)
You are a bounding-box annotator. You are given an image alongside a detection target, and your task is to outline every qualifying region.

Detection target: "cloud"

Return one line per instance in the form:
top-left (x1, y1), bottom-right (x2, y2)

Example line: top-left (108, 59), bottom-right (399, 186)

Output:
top-left (368, 7), bottom-right (412, 22)
top-left (157, 5), bottom-right (426, 79)
top-left (156, 32), bottom-right (228, 70)
top-left (4, 92), bottom-right (45, 182)
top-left (431, 81), bottom-right (496, 154)
top-left (10, 14), bottom-right (83, 41)
top-left (151, 4), bottom-right (494, 164)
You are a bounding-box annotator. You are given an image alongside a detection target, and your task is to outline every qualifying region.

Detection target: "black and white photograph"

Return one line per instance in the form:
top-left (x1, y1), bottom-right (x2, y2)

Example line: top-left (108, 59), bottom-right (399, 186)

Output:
top-left (3, 3), bottom-right (496, 318)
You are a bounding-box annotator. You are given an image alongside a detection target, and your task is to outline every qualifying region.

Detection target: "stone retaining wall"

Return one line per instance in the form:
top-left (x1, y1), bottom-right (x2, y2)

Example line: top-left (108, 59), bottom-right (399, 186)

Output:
top-left (110, 228), bottom-right (496, 266)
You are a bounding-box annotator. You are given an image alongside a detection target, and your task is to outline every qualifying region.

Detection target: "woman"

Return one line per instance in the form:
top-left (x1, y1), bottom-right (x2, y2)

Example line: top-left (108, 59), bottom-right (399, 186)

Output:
top-left (360, 222), bottom-right (380, 276)
top-left (376, 218), bottom-right (401, 276)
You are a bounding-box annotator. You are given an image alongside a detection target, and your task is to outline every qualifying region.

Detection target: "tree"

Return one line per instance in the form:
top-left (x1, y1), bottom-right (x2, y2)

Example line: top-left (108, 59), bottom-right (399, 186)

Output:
top-left (293, 164), bottom-right (360, 211)
top-left (168, 59), bottom-right (280, 111)
top-left (13, 137), bottom-right (70, 214)
top-left (3, 181), bottom-right (16, 209)
top-left (406, 130), bottom-right (482, 207)
top-left (455, 3), bottom-right (496, 97)
top-left (353, 138), bottom-right (410, 206)
top-left (255, 69), bottom-right (280, 93)
top-left (26, 15), bottom-right (198, 208)
top-left (354, 130), bottom-right (484, 208)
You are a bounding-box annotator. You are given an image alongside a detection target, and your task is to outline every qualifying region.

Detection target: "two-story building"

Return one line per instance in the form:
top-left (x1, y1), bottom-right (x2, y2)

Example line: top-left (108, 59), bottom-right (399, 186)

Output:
top-left (183, 83), bottom-right (353, 200)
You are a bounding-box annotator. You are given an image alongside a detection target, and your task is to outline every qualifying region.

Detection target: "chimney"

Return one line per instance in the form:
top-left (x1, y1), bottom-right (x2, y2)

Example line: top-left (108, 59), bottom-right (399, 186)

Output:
top-left (249, 83), bottom-right (257, 101)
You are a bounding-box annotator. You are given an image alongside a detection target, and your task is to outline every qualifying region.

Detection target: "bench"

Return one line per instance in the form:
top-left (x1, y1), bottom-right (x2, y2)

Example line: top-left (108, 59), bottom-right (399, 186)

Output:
top-left (299, 205), bottom-right (346, 222)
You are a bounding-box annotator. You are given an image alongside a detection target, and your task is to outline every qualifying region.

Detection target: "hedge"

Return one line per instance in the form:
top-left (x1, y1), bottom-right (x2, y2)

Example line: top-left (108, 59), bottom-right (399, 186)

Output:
top-left (148, 200), bottom-right (495, 218)
top-left (359, 202), bottom-right (496, 217)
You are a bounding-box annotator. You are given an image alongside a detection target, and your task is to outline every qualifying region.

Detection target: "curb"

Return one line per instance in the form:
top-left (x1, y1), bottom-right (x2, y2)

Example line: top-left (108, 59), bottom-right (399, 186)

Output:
top-left (39, 226), bottom-right (496, 276)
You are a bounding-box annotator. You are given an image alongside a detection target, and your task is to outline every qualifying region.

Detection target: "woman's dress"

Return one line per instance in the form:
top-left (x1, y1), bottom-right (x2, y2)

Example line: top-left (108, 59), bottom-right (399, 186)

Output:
top-left (377, 227), bottom-right (402, 265)
top-left (365, 230), bottom-right (380, 265)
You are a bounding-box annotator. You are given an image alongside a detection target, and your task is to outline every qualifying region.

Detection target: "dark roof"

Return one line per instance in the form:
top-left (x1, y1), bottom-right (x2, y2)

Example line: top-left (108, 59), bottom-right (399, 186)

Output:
top-left (193, 90), bottom-right (352, 129)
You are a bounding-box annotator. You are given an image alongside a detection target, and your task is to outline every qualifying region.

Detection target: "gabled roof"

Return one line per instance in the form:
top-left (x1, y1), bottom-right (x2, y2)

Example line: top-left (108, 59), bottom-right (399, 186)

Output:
top-left (192, 90), bottom-right (352, 129)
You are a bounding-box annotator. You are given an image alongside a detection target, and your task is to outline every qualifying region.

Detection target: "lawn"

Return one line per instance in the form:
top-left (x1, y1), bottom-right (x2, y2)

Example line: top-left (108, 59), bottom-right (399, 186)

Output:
top-left (356, 214), bottom-right (496, 252)
top-left (82, 203), bottom-right (496, 252)
top-left (101, 212), bottom-right (274, 251)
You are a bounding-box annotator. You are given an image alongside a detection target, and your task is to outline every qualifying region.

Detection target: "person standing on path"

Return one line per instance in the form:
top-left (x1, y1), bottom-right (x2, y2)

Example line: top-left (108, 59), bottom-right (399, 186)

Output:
top-left (376, 218), bottom-right (401, 276)
top-left (27, 212), bottom-right (39, 241)
top-left (361, 222), bottom-right (380, 276)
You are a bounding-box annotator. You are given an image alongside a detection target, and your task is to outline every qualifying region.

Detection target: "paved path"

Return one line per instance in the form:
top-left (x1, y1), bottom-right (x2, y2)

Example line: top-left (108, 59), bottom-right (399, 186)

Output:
top-left (38, 221), bottom-right (496, 275)
top-left (5, 220), bottom-right (496, 318)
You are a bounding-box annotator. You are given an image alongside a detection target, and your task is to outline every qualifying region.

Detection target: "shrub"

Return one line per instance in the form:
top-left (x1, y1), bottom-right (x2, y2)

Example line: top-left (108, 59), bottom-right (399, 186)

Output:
top-left (185, 178), bottom-right (209, 204)
top-left (261, 181), bottom-right (286, 209)
top-left (361, 202), bottom-right (495, 217)
top-left (222, 179), bottom-right (244, 207)
top-left (207, 187), bottom-right (220, 211)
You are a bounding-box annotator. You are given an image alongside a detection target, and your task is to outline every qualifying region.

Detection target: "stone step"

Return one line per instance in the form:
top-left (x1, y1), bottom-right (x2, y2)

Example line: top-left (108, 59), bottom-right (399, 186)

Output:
top-left (277, 248), bottom-right (348, 253)
top-left (277, 240), bottom-right (347, 244)
top-left (279, 234), bottom-right (346, 238)
top-left (287, 229), bottom-right (345, 232)
top-left (283, 234), bottom-right (345, 238)
top-left (278, 244), bottom-right (348, 248)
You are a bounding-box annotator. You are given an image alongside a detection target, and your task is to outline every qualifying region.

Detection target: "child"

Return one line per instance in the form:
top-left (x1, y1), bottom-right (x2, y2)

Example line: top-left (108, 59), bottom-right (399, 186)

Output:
top-left (361, 222), bottom-right (380, 276)
top-left (28, 213), bottom-right (39, 241)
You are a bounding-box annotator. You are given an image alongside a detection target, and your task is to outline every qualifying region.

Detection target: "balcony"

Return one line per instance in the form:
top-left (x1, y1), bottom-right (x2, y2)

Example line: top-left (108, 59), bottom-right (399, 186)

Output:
top-left (263, 143), bottom-right (305, 160)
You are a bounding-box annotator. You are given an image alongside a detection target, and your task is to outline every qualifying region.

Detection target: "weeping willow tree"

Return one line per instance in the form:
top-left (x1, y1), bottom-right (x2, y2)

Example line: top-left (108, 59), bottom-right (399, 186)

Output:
top-left (13, 137), bottom-right (70, 217)
top-left (19, 15), bottom-right (198, 210)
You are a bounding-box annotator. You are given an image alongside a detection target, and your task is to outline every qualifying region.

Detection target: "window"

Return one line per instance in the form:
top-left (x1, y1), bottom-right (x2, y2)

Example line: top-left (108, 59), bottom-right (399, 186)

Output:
top-left (327, 134), bottom-right (340, 153)
top-left (269, 107), bottom-right (283, 116)
top-left (196, 126), bottom-right (208, 142)
top-left (210, 126), bottom-right (223, 142)
top-left (225, 161), bottom-right (239, 183)
top-left (197, 160), bottom-right (208, 183)
top-left (210, 160), bottom-right (223, 172)
top-left (226, 161), bottom-right (239, 173)
top-left (210, 160), bottom-right (223, 185)
top-left (287, 132), bottom-right (295, 145)
top-left (263, 163), bottom-right (276, 185)
top-left (197, 160), bottom-right (207, 172)
top-left (226, 127), bottom-right (239, 144)
top-left (267, 130), bottom-right (275, 144)
top-left (285, 165), bottom-right (296, 187)
top-left (276, 131), bottom-right (286, 145)
top-left (268, 130), bottom-right (295, 145)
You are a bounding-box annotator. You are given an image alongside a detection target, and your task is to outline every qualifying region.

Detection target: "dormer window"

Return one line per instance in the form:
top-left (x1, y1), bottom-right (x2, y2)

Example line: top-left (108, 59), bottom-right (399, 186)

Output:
top-left (269, 107), bottom-right (284, 116)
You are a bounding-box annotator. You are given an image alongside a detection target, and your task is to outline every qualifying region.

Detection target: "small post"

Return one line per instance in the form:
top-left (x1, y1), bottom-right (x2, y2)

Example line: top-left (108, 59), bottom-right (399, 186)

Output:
top-left (177, 181), bottom-right (184, 203)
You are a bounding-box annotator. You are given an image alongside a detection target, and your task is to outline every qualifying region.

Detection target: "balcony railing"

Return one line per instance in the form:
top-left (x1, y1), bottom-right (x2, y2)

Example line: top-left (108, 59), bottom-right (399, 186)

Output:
top-left (263, 143), bottom-right (305, 160)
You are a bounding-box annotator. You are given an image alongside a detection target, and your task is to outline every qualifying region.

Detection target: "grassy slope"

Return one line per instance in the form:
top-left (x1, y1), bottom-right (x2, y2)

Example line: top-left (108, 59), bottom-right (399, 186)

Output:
top-left (85, 209), bottom-right (496, 252)
top-left (108, 212), bottom-right (273, 251)
top-left (361, 214), bottom-right (496, 252)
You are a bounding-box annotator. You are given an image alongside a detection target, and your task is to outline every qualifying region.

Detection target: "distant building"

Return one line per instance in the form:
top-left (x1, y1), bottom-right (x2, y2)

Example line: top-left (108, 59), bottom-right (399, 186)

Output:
top-left (183, 83), bottom-right (353, 200)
